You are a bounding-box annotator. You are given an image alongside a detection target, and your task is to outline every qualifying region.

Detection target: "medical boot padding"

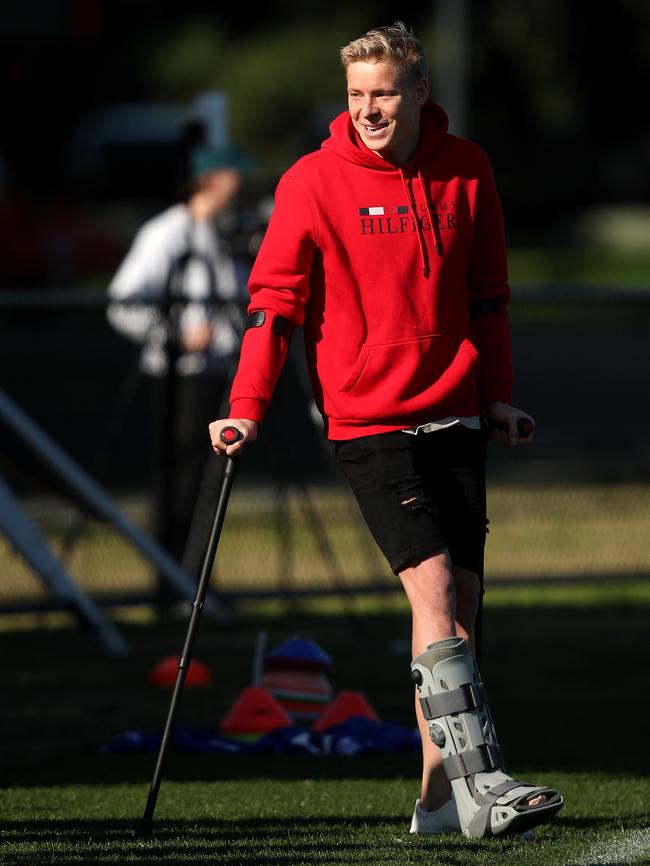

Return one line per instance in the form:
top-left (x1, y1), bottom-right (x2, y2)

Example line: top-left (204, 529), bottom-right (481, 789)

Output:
top-left (411, 637), bottom-right (563, 837)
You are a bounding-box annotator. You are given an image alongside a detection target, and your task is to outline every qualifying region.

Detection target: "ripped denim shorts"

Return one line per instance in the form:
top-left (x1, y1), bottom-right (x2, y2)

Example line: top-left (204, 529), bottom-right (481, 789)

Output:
top-left (334, 426), bottom-right (487, 577)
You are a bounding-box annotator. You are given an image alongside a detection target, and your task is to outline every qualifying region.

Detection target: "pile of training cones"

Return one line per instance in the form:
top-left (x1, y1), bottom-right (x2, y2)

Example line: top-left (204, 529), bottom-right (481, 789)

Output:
top-left (217, 635), bottom-right (381, 740)
top-left (261, 636), bottom-right (333, 722)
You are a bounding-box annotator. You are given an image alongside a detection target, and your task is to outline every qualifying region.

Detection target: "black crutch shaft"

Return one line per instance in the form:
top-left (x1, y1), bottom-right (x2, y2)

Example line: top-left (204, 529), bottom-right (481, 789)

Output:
top-left (140, 426), bottom-right (243, 835)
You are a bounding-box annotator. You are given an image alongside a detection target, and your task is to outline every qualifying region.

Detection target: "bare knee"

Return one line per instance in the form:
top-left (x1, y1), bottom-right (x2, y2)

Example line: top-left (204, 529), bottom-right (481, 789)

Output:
top-left (400, 552), bottom-right (455, 602)
top-left (400, 552), bottom-right (457, 651)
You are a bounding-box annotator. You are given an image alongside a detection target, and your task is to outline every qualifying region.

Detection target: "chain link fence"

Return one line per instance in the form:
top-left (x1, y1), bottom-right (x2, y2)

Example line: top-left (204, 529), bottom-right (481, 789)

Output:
top-left (1, 288), bottom-right (649, 617)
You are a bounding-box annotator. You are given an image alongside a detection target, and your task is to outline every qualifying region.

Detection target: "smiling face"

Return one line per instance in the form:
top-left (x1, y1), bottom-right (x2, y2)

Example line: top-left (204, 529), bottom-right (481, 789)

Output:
top-left (346, 60), bottom-right (429, 164)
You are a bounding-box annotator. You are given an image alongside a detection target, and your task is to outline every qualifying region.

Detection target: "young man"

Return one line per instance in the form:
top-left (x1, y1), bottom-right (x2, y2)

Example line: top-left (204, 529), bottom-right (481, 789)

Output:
top-left (209, 23), bottom-right (563, 837)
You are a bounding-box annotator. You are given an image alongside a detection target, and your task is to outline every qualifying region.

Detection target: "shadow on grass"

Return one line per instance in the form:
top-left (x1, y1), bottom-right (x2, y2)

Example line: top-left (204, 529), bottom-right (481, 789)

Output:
top-left (3, 751), bottom-right (425, 788)
top-left (0, 817), bottom-right (449, 866)
top-left (0, 814), bottom-right (578, 866)
top-left (3, 813), bottom-right (645, 839)
top-left (4, 815), bottom-right (649, 866)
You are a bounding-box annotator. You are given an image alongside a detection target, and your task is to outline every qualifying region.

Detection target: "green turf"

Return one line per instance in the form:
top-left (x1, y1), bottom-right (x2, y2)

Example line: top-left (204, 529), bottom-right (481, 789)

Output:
top-left (1, 582), bottom-right (649, 864)
top-left (1, 775), bottom-right (648, 864)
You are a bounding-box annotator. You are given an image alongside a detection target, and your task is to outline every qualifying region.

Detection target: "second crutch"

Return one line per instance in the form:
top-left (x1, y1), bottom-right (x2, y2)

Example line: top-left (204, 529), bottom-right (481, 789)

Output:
top-left (139, 425), bottom-right (243, 836)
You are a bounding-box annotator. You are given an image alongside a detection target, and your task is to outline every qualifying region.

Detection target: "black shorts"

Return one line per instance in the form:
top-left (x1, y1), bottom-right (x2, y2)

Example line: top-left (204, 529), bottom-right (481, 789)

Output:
top-left (335, 426), bottom-right (487, 577)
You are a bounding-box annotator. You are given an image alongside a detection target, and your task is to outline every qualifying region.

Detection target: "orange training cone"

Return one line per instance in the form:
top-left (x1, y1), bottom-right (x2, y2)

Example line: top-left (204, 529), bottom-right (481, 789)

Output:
top-left (219, 686), bottom-right (293, 736)
top-left (146, 655), bottom-right (214, 687)
top-left (312, 690), bottom-right (380, 732)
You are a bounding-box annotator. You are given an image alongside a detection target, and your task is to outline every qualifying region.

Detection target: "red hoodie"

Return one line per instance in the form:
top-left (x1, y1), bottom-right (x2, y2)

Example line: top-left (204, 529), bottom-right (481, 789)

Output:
top-left (229, 101), bottom-right (514, 439)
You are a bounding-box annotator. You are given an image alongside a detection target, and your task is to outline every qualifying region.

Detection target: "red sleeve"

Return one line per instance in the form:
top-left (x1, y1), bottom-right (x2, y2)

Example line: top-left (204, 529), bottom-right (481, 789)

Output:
top-left (467, 153), bottom-right (514, 405)
top-left (228, 173), bottom-right (317, 422)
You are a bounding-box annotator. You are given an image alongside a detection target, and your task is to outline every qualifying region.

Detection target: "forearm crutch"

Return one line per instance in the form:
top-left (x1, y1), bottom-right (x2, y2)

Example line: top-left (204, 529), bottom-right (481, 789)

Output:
top-left (139, 425), bottom-right (243, 836)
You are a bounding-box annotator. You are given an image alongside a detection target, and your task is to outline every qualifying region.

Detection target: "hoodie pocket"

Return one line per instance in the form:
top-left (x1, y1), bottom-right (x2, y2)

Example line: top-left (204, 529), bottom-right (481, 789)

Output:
top-left (340, 345), bottom-right (372, 393)
top-left (338, 335), bottom-right (479, 418)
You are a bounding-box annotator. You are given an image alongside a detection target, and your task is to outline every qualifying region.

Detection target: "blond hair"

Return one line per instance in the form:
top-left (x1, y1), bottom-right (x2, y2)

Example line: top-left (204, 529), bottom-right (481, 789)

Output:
top-left (340, 21), bottom-right (428, 84)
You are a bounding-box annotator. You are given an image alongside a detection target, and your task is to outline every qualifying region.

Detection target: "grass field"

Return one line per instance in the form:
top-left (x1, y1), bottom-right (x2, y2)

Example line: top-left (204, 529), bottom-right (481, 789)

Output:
top-left (1, 581), bottom-right (648, 865)
top-left (2, 774), bottom-right (648, 865)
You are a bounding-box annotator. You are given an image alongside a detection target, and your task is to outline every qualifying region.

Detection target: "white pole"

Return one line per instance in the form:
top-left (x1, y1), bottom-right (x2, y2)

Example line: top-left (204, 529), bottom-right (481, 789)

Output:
top-left (0, 476), bottom-right (129, 655)
top-left (0, 387), bottom-right (219, 611)
top-left (432, 0), bottom-right (470, 138)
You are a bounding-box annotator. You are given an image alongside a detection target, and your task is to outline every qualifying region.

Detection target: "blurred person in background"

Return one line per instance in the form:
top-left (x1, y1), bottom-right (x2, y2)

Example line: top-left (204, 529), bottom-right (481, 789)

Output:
top-left (107, 144), bottom-right (251, 575)
top-left (208, 21), bottom-right (563, 839)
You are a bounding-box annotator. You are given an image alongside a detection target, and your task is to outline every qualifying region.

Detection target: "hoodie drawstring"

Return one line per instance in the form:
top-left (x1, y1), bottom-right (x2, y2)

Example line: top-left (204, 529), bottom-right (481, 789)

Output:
top-left (400, 169), bottom-right (429, 278)
top-left (418, 169), bottom-right (444, 260)
top-left (399, 168), bottom-right (443, 279)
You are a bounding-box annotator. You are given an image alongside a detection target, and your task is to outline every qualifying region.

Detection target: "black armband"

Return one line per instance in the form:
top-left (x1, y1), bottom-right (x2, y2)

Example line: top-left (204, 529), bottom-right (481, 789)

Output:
top-left (245, 310), bottom-right (295, 342)
top-left (272, 315), bottom-right (294, 340)
top-left (245, 310), bottom-right (266, 329)
top-left (470, 298), bottom-right (506, 319)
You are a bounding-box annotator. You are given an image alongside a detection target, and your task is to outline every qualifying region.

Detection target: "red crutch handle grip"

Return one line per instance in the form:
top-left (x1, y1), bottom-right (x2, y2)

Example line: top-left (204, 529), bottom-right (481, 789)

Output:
top-left (516, 418), bottom-right (534, 438)
top-left (220, 426), bottom-right (244, 445)
top-left (486, 417), bottom-right (535, 438)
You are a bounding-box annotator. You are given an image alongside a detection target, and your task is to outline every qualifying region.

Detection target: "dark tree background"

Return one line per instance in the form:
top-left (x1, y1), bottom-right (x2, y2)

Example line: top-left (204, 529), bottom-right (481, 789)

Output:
top-left (1, 0), bottom-right (648, 286)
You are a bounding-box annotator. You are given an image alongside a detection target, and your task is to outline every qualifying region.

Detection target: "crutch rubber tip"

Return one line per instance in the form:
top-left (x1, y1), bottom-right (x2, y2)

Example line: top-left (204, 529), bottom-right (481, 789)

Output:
top-left (220, 426), bottom-right (243, 445)
top-left (135, 819), bottom-right (155, 838)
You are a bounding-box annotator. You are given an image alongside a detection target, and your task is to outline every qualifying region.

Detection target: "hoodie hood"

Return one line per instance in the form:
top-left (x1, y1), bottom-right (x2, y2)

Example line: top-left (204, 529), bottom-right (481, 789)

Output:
top-left (321, 100), bottom-right (449, 170)
top-left (322, 99), bottom-right (450, 271)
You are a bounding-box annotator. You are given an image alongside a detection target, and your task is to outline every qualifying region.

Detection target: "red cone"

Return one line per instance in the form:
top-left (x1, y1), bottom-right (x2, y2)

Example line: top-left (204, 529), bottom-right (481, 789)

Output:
top-left (312, 690), bottom-right (380, 732)
top-left (146, 655), bottom-right (213, 687)
top-left (219, 686), bottom-right (293, 735)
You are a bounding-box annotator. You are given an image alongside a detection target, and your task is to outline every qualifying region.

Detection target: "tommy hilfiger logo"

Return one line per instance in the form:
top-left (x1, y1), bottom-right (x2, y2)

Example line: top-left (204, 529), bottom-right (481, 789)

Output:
top-left (358, 205), bottom-right (409, 216)
top-left (358, 199), bottom-right (458, 236)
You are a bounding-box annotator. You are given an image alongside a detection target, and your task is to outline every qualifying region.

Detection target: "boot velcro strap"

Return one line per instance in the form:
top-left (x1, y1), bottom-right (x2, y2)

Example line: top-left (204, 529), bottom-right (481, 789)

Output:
top-left (443, 743), bottom-right (504, 780)
top-left (476, 780), bottom-right (525, 805)
top-left (468, 781), bottom-right (538, 837)
top-left (419, 683), bottom-right (486, 720)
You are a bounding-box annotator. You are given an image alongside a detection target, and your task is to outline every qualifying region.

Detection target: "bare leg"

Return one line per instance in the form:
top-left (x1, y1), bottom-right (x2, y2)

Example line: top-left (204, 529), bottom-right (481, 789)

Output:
top-left (453, 565), bottom-right (481, 653)
top-left (400, 554), bottom-right (481, 811)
